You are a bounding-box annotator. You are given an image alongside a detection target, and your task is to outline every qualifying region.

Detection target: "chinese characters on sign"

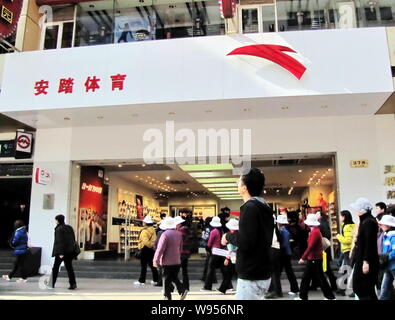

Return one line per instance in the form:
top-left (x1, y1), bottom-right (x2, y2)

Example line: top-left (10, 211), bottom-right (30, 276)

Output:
top-left (34, 74), bottom-right (127, 96)
top-left (384, 165), bottom-right (395, 174)
top-left (1, 5), bottom-right (12, 24)
top-left (384, 177), bottom-right (395, 187)
top-left (350, 160), bottom-right (369, 168)
top-left (81, 182), bottom-right (103, 194)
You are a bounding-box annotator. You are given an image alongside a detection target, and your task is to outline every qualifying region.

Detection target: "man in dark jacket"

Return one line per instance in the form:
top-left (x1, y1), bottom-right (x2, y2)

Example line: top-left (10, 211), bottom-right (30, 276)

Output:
top-left (223, 168), bottom-right (274, 300)
top-left (51, 214), bottom-right (77, 290)
top-left (351, 198), bottom-right (380, 300)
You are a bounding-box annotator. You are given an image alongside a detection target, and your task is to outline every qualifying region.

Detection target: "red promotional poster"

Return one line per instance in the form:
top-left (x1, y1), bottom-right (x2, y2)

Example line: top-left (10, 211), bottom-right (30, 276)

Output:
top-left (0, 0), bottom-right (23, 38)
top-left (78, 166), bottom-right (108, 251)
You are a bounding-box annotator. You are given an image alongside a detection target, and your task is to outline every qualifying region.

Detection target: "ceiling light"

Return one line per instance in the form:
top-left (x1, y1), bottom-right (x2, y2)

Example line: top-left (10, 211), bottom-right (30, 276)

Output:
top-left (197, 177), bottom-right (239, 184)
top-left (298, 169), bottom-right (303, 173)
top-left (264, 190), bottom-right (267, 194)
top-left (186, 188), bottom-right (190, 191)
top-left (179, 163), bottom-right (234, 172)
top-left (316, 171), bottom-right (319, 173)
top-left (166, 176), bottom-right (170, 180)
top-left (203, 183), bottom-right (238, 188)
top-left (276, 190), bottom-right (280, 193)
top-left (293, 181), bottom-right (296, 184)
top-left (207, 187), bottom-right (238, 192)
top-left (212, 191), bottom-right (240, 195)
top-left (142, 164), bottom-right (146, 167)
top-left (328, 168), bottom-right (332, 171)
top-left (118, 164), bottom-right (123, 168)
top-left (189, 172), bottom-right (228, 178)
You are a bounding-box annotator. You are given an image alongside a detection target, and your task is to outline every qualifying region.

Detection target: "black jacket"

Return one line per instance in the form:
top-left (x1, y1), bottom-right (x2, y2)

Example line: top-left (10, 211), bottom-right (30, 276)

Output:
top-left (52, 224), bottom-right (76, 257)
top-left (226, 199), bottom-right (274, 281)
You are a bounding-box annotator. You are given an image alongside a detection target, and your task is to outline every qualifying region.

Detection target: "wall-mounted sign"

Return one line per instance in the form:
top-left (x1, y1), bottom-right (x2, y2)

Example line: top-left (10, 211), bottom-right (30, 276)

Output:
top-left (384, 177), bottom-right (395, 187)
top-left (43, 194), bottom-right (55, 210)
top-left (35, 168), bottom-right (52, 185)
top-left (0, 0), bottom-right (23, 38)
top-left (15, 131), bottom-right (33, 159)
top-left (384, 165), bottom-right (395, 174)
top-left (350, 160), bottom-right (369, 168)
top-left (0, 140), bottom-right (15, 158)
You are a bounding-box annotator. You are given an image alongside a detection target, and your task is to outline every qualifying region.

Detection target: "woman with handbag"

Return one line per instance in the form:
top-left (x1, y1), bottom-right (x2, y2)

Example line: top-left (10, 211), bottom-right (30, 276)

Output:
top-left (134, 215), bottom-right (158, 286)
top-left (378, 215), bottom-right (395, 300)
top-left (2, 220), bottom-right (29, 283)
top-left (51, 214), bottom-right (78, 290)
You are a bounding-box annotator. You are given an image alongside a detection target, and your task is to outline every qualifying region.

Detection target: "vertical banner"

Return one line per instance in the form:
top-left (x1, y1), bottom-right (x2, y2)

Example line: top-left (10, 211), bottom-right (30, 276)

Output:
top-left (78, 166), bottom-right (108, 251)
top-left (14, 131), bottom-right (33, 159)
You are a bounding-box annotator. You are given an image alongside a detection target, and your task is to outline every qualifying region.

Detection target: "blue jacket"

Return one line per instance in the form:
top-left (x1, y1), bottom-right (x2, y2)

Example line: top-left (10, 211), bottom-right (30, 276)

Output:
top-left (279, 228), bottom-right (292, 256)
top-left (382, 230), bottom-right (395, 271)
top-left (11, 227), bottom-right (29, 256)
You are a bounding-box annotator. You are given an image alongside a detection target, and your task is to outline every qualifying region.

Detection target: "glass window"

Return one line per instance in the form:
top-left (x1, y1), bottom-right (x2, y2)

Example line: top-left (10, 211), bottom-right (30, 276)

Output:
top-left (261, 5), bottom-right (276, 32)
top-left (44, 25), bottom-right (59, 50)
top-left (242, 8), bottom-right (259, 33)
top-left (61, 22), bottom-right (74, 48)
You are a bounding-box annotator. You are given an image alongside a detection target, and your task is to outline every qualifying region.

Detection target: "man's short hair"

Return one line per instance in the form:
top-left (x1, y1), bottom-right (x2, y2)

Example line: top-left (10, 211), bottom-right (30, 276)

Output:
top-left (241, 168), bottom-right (265, 197)
top-left (376, 202), bottom-right (387, 211)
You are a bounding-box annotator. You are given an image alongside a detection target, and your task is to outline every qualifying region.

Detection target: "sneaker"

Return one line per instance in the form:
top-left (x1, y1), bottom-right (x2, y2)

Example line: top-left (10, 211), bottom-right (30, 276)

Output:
top-left (324, 297), bottom-right (336, 300)
top-left (288, 291), bottom-right (297, 296)
top-left (134, 281), bottom-right (145, 286)
top-left (294, 297), bottom-right (302, 300)
top-left (68, 284), bottom-right (77, 290)
top-left (2, 275), bottom-right (10, 281)
top-left (16, 279), bottom-right (28, 283)
top-left (200, 288), bottom-right (213, 292)
top-left (180, 290), bottom-right (189, 300)
top-left (163, 296), bottom-right (171, 300)
top-left (151, 281), bottom-right (158, 286)
top-left (216, 288), bottom-right (226, 294)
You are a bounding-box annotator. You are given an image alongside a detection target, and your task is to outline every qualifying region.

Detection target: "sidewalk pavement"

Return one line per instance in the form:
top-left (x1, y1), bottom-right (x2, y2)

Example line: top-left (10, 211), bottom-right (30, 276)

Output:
top-left (0, 277), bottom-right (354, 300)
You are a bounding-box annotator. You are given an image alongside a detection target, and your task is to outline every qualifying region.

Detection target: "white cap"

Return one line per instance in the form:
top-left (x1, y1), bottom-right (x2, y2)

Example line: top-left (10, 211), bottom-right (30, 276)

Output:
top-left (210, 216), bottom-right (222, 227)
top-left (159, 217), bottom-right (176, 230)
top-left (304, 214), bottom-right (321, 227)
top-left (276, 215), bottom-right (289, 225)
top-left (350, 197), bottom-right (373, 214)
top-left (143, 215), bottom-right (153, 224)
top-left (226, 218), bottom-right (239, 231)
top-left (378, 214), bottom-right (395, 228)
top-left (174, 216), bottom-right (185, 226)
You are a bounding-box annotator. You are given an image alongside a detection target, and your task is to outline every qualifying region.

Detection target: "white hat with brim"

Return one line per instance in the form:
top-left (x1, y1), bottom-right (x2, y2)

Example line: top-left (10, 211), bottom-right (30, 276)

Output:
top-left (174, 216), bottom-right (185, 225)
top-left (350, 197), bottom-right (373, 214)
top-left (143, 215), bottom-right (153, 224)
top-left (159, 217), bottom-right (176, 230)
top-left (304, 214), bottom-right (321, 227)
top-left (276, 215), bottom-right (289, 225)
top-left (210, 216), bottom-right (222, 228)
top-left (378, 214), bottom-right (395, 228)
top-left (226, 218), bottom-right (239, 231)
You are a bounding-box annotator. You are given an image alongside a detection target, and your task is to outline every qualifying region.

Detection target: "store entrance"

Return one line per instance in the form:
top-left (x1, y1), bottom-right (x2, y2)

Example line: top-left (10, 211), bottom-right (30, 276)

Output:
top-left (0, 163), bottom-right (33, 249)
top-left (72, 153), bottom-right (339, 261)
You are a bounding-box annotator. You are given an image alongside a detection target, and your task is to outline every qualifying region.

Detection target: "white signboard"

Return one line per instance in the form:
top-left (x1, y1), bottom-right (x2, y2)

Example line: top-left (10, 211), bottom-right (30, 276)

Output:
top-left (35, 168), bottom-right (53, 185)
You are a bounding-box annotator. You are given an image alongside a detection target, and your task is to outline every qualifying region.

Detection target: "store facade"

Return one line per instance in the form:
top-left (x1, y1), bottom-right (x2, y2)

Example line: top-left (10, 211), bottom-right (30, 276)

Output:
top-left (0, 26), bottom-right (395, 269)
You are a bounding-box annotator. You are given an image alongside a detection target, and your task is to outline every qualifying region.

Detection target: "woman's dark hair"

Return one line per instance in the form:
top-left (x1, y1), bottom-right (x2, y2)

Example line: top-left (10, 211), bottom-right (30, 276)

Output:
top-left (14, 220), bottom-right (25, 230)
top-left (340, 210), bottom-right (354, 225)
top-left (55, 214), bottom-right (65, 225)
top-left (240, 168), bottom-right (265, 197)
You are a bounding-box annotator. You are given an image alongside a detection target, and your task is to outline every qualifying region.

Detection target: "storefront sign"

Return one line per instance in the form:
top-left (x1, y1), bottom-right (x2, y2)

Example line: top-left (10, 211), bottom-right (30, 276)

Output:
top-left (0, 0), bottom-right (23, 38)
top-left (0, 140), bottom-right (15, 158)
top-left (384, 165), bottom-right (395, 174)
top-left (384, 177), bottom-right (395, 187)
top-left (14, 131), bottom-right (33, 159)
top-left (35, 168), bottom-right (52, 185)
top-left (350, 160), bottom-right (369, 168)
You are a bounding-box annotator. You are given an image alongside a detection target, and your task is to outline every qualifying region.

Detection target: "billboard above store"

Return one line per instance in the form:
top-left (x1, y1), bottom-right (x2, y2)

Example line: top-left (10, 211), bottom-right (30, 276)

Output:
top-left (0, 28), bottom-right (393, 113)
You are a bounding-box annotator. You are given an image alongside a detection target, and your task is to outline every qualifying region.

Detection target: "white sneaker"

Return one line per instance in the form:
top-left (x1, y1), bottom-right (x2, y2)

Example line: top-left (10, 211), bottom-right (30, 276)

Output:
top-left (324, 298), bottom-right (336, 300)
top-left (133, 281), bottom-right (145, 286)
top-left (2, 275), bottom-right (10, 281)
top-left (180, 290), bottom-right (189, 300)
top-left (288, 291), bottom-right (297, 296)
top-left (294, 297), bottom-right (302, 300)
top-left (16, 278), bottom-right (28, 283)
top-left (151, 281), bottom-right (158, 285)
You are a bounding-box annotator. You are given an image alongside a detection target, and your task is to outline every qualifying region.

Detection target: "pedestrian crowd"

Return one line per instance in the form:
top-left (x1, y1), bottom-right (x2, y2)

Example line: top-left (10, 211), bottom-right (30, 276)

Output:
top-left (2, 168), bottom-right (395, 301)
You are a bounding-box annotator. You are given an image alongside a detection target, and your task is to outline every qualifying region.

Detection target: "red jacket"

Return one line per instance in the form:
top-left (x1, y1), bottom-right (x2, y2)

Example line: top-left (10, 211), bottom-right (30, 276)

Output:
top-left (302, 227), bottom-right (323, 260)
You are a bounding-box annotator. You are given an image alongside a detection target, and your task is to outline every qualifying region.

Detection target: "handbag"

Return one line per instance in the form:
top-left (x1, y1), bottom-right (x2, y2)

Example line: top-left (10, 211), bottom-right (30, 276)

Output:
top-left (322, 237), bottom-right (331, 251)
top-left (73, 242), bottom-right (81, 258)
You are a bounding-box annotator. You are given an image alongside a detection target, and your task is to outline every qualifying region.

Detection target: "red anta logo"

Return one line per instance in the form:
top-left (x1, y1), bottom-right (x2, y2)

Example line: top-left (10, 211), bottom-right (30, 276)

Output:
top-left (227, 44), bottom-right (307, 80)
top-left (17, 135), bottom-right (31, 149)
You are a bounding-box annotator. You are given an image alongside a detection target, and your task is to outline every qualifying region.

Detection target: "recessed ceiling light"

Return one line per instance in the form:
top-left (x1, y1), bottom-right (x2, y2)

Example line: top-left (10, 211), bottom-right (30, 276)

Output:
top-left (166, 176), bottom-right (170, 180)
top-left (328, 168), bottom-right (332, 171)
top-left (186, 188), bottom-right (190, 191)
top-left (293, 181), bottom-right (296, 184)
top-left (135, 175), bottom-right (138, 178)
top-left (315, 171), bottom-right (319, 173)
top-left (298, 169), bottom-right (303, 173)
top-left (118, 164), bottom-right (123, 168)
top-left (142, 164), bottom-right (146, 167)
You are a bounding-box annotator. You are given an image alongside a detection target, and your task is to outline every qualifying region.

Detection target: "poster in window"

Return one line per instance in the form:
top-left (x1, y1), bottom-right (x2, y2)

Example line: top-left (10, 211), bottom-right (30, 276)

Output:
top-left (136, 194), bottom-right (144, 220)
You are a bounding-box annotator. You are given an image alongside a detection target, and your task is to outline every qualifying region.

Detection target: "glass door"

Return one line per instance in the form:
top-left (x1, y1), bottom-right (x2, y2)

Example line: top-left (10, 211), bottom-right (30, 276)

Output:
top-left (239, 4), bottom-right (276, 34)
top-left (41, 21), bottom-right (75, 50)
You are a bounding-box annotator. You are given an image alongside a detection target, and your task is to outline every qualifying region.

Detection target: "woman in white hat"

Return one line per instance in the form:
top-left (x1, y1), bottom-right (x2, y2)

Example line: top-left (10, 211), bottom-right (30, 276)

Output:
top-left (153, 217), bottom-right (188, 300)
top-left (350, 197), bottom-right (380, 300)
top-left (217, 218), bottom-right (239, 294)
top-left (134, 215), bottom-right (159, 286)
top-left (378, 214), bottom-right (395, 300)
top-left (295, 214), bottom-right (335, 300)
top-left (201, 216), bottom-right (226, 291)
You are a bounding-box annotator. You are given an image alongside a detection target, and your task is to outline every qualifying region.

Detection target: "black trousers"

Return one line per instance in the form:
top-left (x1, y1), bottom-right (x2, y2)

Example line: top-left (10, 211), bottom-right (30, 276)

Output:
top-left (201, 251), bottom-right (217, 282)
top-left (353, 265), bottom-right (379, 300)
top-left (270, 253), bottom-right (300, 294)
top-left (138, 247), bottom-right (158, 283)
top-left (157, 265), bottom-right (163, 286)
top-left (311, 250), bottom-right (338, 291)
top-left (181, 254), bottom-right (190, 290)
top-left (52, 255), bottom-right (76, 287)
top-left (9, 253), bottom-right (28, 280)
top-left (163, 265), bottom-right (184, 300)
top-left (218, 261), bottom-right (235, 292)
top-left (204, 254), bottom-right (225, 290)
top-left (300, 259), bottom-right (335, 300)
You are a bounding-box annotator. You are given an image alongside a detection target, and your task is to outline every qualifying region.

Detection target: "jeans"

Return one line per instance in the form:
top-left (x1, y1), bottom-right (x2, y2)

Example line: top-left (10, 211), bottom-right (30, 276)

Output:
top-left (9, 253), bottom-right (28, 280)
top-left (379, 269), bottom-right (395, 300)
top-left (163, 265), bottom-right (185, 300)
top-left (300, 259), bottom-right (335, 300)
top-left (138, 247), bottom-right (158, 284)
top-left (52, 254), bottom-right (76, 287)
top-left (235, 278), bottom-right (271, 300)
